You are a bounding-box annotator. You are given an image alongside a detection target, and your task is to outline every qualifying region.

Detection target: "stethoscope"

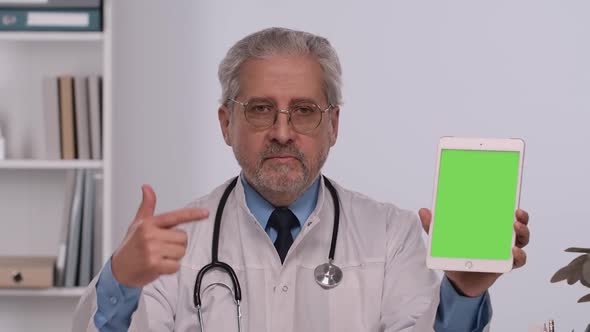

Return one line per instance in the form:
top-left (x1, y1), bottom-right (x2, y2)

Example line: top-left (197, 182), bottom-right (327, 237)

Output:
top-left (193, 175), bottom-right (343, 332)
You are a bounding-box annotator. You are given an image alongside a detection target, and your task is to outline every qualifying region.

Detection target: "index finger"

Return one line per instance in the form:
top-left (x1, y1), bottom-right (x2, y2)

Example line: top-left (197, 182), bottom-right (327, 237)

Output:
top-left (153, 208), bottom-right (209, 228)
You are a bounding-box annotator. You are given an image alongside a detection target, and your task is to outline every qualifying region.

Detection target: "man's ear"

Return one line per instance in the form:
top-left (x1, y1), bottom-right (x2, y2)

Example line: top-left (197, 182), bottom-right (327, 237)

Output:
top-left (329, 106), bottom-right (340, 146)
top-left (218, 106), bottom-right (232, 146)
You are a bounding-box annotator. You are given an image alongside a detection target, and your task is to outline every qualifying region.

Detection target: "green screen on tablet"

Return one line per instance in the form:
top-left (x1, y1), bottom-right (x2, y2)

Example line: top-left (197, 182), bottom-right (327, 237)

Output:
top-left (430, 149), bottom-right (520, 260)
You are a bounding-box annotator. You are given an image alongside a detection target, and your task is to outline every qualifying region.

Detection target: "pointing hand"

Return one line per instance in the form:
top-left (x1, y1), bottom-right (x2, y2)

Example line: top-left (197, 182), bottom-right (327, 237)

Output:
top-left (111, 185), bottom-right (209, 288)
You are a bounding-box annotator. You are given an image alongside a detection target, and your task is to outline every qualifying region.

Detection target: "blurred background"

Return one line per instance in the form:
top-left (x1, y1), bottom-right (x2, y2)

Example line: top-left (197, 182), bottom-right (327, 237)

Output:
top-left (113, 1), bottom-right (590, 331)
top-left (1, 0), bottom-right (588, 331)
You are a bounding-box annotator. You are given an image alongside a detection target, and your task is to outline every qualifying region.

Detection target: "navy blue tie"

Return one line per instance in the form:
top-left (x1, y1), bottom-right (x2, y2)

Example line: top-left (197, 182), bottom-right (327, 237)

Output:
top-left (267, 208), bottom-right (299, 263)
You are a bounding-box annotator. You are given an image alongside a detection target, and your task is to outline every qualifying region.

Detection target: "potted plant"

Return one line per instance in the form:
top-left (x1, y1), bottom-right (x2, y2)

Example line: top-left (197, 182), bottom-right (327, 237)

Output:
top-left (550, 247), bottom-right (590, 331)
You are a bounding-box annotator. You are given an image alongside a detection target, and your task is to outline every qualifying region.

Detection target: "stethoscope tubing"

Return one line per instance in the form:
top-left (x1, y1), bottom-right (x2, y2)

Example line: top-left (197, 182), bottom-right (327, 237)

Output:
top-left (194, 177), bottom-right (240, 309)
top-left (323, 177), bottom-right (340, 261)
top-left (193, 175), bottom-right (340, 311)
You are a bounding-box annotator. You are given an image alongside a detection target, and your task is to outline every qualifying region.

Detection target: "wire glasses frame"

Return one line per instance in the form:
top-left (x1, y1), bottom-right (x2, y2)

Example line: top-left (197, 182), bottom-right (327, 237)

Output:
top-left (227, 97), bottom-right (333, 134)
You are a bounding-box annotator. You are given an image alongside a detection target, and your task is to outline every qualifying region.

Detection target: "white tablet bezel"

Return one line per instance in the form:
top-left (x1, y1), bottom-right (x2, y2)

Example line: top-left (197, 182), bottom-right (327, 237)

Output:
top-left (426, 136), bottom-right (525, 273)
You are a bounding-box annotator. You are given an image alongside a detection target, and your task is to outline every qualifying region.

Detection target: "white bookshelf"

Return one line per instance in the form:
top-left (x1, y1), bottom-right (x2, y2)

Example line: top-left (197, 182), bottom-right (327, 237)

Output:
top-left (0, 32), bottom-right (103, 42)
top-left (0, 1), bottom-right (112, 331)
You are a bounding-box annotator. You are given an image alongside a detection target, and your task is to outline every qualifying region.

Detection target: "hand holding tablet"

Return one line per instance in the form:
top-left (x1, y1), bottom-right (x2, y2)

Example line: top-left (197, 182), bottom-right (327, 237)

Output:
top-left (420, 137), bottom-right (530, 297)
top-left (426, 137), bottom-right (526, 273)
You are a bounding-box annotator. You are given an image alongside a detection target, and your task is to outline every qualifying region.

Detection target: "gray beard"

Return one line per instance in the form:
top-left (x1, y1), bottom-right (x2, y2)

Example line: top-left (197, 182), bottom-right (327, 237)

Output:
top-left (236, 141), bottom-right (329, 201)
top-left (252, 158), bottom-right (310, 195)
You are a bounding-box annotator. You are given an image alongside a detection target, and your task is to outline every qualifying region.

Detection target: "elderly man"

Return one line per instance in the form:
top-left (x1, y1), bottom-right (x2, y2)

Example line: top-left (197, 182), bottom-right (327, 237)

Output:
top-left (72, 27), bottom-right (530, 331)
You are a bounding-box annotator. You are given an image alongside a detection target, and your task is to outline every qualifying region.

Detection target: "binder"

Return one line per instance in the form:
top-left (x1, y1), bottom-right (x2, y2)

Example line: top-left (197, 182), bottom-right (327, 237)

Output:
top-left (64, 169), bottom-right (85, 287)
top-left (78, 170), bottom-right (95, 286)
top-left (54, 170), bottom-right (77, 287)
top-left (42, 77), bottom-right (61, 160)
top-left (87, 75), bottom-right (102, 160)
top-left (92, 172), bottom-right (103, 279)
top-left (0, 8), bottom-right (101, 31)
top-left (58, 76), bottom-right (76, 160)
top-left (0, 0), bottom-right (101, 8)
top-left (74, 77), bottom-right (91, 160)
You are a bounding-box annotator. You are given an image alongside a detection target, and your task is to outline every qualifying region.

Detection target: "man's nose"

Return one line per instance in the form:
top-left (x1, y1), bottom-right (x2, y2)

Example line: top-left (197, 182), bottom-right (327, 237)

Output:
top-left (268, 110), bottom-right (295, 144)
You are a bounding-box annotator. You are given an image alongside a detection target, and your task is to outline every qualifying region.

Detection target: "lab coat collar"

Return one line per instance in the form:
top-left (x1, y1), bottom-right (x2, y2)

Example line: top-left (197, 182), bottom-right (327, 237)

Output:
top-left (233, 173), bottom-right (330, 266)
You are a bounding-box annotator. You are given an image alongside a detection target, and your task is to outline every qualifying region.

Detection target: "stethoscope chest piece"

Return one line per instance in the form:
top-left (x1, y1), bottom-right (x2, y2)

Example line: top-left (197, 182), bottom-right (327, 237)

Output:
top-left (314, 260), bottom-right (343, 289)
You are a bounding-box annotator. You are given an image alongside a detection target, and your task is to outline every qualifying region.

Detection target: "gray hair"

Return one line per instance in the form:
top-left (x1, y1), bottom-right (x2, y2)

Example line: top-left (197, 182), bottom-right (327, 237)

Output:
top-left (218, 27), bottom-right (342, 107)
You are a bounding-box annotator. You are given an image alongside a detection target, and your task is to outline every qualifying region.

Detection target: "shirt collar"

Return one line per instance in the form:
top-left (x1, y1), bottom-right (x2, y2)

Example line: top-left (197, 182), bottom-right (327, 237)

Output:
top-left (240, 173), bottom-right (321, 230)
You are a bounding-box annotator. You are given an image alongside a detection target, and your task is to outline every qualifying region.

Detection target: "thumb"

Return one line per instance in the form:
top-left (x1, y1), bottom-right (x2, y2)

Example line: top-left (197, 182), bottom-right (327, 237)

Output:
top-left (418, 208), bottom-right (432, 234)
top-left (134, 184), bottom-right (157, 221)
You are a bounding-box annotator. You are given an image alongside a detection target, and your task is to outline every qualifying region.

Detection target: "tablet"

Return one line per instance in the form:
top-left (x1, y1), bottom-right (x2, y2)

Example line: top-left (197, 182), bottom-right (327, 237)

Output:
top-left (426, 137), bottom-right (525, 273)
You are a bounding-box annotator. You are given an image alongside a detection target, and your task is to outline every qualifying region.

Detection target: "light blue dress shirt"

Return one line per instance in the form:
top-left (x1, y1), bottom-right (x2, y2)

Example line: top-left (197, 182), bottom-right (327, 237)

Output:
top-left (94, 175), bottom-right (491, 331)
top-left (241, 175), bottom-right (320, 242)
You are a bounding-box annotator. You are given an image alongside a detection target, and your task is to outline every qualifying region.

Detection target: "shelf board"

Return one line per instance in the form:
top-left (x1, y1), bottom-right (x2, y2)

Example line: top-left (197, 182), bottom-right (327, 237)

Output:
top-left (0, 32), bottom-right (103, 42)
top-left (0, 160), bottom-right (103, 170)
top-left (0, 287), bottom-right (85, 297)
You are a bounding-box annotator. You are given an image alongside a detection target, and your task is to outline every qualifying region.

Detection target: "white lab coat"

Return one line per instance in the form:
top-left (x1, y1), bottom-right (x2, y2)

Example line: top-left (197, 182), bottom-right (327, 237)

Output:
top-left (72, 177), bottom-right (491, 332)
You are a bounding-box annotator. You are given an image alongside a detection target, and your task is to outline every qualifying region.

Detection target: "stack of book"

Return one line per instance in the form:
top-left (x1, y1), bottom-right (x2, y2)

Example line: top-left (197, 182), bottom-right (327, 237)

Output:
top-left (55, 169), bottom-right (103, 287)
top-left (0, 0), bottom-right (102, 32)
top-left (43, 75), bottom-right (103, 160)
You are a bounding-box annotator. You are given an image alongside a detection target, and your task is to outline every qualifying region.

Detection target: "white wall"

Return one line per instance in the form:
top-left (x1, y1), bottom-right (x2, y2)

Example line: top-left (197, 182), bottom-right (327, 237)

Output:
top-left (112, 1), bottom-right (590, 330)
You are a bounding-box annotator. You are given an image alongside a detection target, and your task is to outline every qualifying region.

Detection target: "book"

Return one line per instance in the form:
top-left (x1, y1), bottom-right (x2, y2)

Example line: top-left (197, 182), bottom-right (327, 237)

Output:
top-left (58, 76), bottom-right (76, 160)
top-left (42, 77), bottom-right (61, 160)
top-left (64, 169), bottom-right (84, 287)
top-left (0, 8), bottom-right (101, 31)
top-left (74, 76), bottom-right (91, 160)
top-left (78, 170), bottom-right (95, 286)
top-left (87, 75), bottom-right (102, 160)
top-left (0, 0), bottom-right (101, 8)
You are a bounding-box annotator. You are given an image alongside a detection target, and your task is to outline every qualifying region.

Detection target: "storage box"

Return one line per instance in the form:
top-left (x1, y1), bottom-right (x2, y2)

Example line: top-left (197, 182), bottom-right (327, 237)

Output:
top-left (0, 256), bottom-right (55, 288)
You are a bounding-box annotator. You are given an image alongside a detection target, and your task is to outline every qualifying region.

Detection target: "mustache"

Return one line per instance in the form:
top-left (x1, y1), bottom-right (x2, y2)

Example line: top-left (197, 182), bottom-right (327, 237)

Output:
top-left (259, 143), bottom-right (305, 161)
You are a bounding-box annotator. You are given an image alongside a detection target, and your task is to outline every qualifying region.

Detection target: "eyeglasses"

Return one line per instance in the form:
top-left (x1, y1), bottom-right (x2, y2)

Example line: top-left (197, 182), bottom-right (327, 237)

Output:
top-left (228, 97), bottom-right (333, 134)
